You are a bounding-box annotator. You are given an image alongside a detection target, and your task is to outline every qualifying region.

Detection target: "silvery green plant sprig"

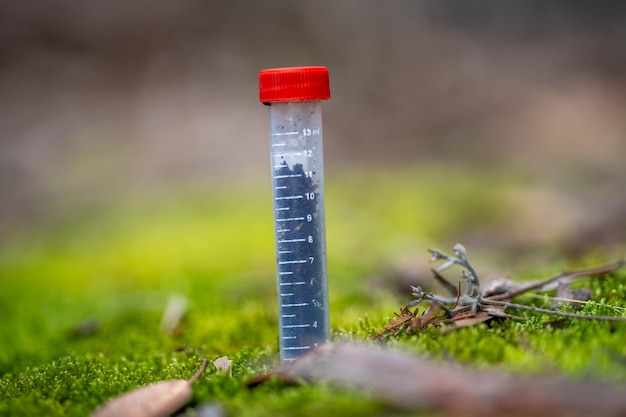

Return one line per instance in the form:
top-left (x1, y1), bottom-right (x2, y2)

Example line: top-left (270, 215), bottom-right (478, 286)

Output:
top-left (408, 243), bottom-right (483, 313)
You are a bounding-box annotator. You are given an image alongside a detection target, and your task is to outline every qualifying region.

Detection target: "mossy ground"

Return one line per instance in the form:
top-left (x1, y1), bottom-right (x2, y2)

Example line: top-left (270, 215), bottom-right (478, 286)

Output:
top-left (1, 167), bottom-right (625, 416)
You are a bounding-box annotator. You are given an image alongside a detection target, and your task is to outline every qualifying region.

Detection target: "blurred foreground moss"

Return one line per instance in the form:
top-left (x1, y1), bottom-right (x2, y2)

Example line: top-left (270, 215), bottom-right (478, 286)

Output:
top-left (0, 167), bottom-right (624, 416)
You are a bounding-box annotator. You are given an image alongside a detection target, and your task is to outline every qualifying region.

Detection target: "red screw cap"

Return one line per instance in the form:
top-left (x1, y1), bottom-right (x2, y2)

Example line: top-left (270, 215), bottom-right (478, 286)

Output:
top-left (259, 66), bottom-right (330, 103)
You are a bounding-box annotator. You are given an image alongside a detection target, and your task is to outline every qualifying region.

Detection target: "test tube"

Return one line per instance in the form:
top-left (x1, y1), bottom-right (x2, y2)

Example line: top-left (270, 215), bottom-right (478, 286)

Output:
top-left (259, 66), bottom-right (331, 362)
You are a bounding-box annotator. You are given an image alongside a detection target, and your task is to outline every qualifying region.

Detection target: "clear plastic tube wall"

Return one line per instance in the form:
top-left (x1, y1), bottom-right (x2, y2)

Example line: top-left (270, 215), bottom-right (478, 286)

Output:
top-left (268, 101), bottom-right (330, 362)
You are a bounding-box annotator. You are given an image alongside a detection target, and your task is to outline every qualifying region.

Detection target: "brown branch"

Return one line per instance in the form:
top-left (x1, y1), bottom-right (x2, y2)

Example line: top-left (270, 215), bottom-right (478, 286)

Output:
top-left (490, 258), bottom-right (625, 301)
top-left (249, 343), bottom-right (626, 417)
top-left (431, 268), bottom-right (459, 297)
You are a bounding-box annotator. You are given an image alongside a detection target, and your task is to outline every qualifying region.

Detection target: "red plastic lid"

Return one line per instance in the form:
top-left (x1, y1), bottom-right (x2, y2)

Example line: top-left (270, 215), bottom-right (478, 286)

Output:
top-left (259, 66), bottom-right (330, 103)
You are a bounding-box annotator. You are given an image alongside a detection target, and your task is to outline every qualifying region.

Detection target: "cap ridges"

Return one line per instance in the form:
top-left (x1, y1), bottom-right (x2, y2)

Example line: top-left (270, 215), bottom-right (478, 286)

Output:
top-left (259, 66), bottom-right (330, 103)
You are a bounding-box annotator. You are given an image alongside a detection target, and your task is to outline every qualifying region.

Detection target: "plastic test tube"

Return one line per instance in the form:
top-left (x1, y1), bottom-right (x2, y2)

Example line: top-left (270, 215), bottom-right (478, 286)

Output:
top-left (259, 66), bottom-right (331, 363)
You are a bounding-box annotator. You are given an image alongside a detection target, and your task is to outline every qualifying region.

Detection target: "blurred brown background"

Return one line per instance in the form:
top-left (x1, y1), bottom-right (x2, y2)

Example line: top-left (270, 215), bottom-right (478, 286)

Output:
top-left (1, 0), bottom-right (625, 251)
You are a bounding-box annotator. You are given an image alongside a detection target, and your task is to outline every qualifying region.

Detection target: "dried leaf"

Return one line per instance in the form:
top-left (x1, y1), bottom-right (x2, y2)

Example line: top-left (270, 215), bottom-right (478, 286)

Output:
top-left (160, 294), bottom-right (189, 335)
top-left (91, 359), bottom-right (208, 417)
top-left (179, 402), bottom-right (225, 417)
top-left (213, 356), bottom-right (232, 377)
top-left (542, 318), bottom-right (570, 329)
top-left (480, 305), bottom-right (526, 320)
top-left (440, 303), bottom-right (526, 332)
top-left (482, 277), bottom-right (524, 297)
top-left (550, 282), bottom-right (592, 310)
top-left (410, 302), bottom-right (444, 329)
top-left (441, 311), bottom-right (493, 333)
top-left (70, 318), bottom-right (101, 338)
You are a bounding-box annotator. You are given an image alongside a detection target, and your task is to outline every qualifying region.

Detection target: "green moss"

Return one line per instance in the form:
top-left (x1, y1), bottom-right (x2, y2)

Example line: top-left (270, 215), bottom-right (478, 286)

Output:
top-left (0, 168), bottom-right (624, 416)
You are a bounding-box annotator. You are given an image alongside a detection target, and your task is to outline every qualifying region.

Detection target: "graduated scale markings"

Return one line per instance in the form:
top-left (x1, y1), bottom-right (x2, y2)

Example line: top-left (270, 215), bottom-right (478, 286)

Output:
top-left (271, 129), bottom-right (327, 361)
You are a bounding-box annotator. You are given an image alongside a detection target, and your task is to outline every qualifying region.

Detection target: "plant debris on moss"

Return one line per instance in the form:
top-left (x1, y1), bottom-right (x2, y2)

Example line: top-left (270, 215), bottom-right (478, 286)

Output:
top-left (376, 244), bottom-right (626, 340)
